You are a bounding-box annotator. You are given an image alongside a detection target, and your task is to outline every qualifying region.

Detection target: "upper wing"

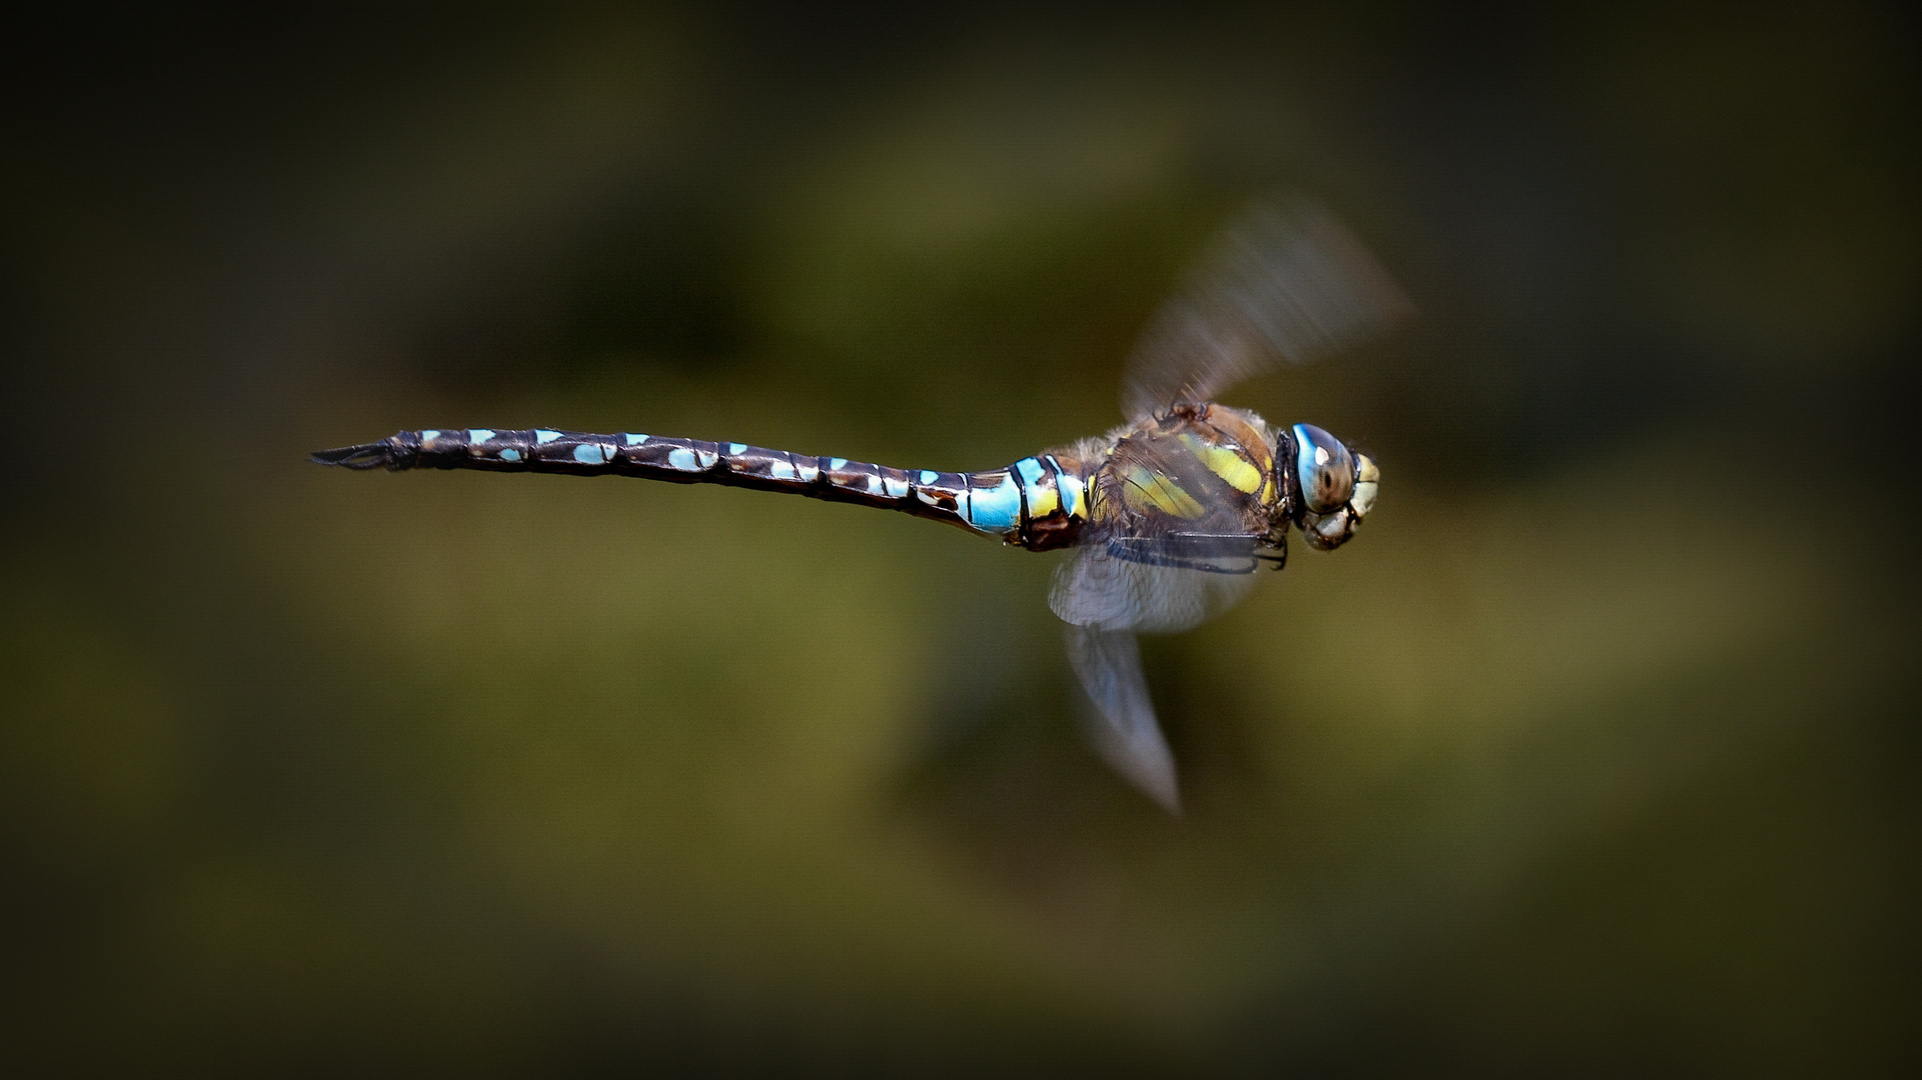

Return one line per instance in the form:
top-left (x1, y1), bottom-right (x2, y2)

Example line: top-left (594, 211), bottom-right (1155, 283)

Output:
top-left (1121, 200), bottom-right (1411, 421)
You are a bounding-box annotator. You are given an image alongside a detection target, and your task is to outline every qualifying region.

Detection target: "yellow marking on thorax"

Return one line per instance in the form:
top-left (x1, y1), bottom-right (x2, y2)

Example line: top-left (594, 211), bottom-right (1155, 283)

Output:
top-left (1122, 464), bottom-right (1206, 519)
top-left (1192, 406), bottom-right (1282, 508)
top-left (1180, 434), bottom-right (1264, 494)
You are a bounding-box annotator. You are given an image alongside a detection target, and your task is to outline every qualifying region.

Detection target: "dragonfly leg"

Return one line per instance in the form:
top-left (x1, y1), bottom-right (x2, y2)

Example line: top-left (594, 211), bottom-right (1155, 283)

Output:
top-left (1256, 535), bottom-right (1288, 571)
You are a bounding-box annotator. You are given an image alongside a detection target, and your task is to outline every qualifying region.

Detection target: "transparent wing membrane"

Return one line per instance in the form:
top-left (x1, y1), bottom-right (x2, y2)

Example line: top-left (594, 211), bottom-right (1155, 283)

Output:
top-left (1122, 201), bottom-right (1410, 421)
top-left (1050, 539), bottom-right (1259, 634)
top-left (1066, 625), bottom-right (1181, 812)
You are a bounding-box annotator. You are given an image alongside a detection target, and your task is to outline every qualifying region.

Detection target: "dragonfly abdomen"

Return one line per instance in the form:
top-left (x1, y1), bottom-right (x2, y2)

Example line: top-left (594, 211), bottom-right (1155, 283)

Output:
top-left (312, 428), bottom-right (1088, 549)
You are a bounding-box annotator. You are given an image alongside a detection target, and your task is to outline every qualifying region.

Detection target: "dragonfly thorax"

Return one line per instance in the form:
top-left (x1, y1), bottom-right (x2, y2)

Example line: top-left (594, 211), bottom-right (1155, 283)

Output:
top-left (1077, 403), bottom-right (1288, 551)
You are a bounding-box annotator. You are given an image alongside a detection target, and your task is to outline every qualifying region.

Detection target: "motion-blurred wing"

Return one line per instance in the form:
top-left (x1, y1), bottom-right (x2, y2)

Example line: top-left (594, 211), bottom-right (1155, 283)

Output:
top-left (1066, 624), bottom-right (1180, 811)
top-left (1049, 538), bottom-right (1259, 634)
top-left (1122, 200), bottom-right (1411, 421)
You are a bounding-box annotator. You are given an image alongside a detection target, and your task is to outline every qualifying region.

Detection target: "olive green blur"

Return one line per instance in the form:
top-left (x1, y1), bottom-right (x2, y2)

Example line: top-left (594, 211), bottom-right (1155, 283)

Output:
top-left (3, 5), bottom-right (1915, 1075)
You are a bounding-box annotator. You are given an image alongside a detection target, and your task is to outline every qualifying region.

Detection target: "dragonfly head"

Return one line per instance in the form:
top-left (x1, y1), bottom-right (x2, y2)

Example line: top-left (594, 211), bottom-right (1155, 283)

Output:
top-left (1284, 423), bottom-right (1379, 551)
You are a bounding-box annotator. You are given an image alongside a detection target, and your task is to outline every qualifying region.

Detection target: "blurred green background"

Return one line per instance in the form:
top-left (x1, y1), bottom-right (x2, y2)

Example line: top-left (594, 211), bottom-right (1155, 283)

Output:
top-left (3, 4), bottom-right (1917, 1075)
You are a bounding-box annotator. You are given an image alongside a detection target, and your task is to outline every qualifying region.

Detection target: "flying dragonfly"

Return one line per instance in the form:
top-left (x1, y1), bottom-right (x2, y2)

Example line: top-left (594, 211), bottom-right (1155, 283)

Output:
top-left (313, 202), bottom-right (1408, 811)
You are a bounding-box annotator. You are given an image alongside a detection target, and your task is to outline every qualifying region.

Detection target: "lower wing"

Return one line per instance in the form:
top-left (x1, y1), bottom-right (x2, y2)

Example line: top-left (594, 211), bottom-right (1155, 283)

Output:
top-left (1065, 624), bottom-right (1181, 812)
top-left (1048, 534), bottom-right (1263, 810)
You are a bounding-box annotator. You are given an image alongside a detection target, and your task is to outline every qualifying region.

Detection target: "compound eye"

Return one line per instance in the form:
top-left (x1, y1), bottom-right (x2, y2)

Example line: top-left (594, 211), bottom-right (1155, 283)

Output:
top-left (1292, 423), bottom-right (1355, 514)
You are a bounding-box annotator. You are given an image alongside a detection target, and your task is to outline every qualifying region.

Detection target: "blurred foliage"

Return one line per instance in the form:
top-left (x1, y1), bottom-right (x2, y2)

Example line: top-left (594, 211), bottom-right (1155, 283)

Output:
top-left (2, 2), bottom-right (1917, 1075)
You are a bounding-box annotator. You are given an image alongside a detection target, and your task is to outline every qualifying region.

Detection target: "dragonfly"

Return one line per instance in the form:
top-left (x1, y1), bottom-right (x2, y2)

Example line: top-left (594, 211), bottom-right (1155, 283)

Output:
top-left (313, 202), bottom-right (1407, 811)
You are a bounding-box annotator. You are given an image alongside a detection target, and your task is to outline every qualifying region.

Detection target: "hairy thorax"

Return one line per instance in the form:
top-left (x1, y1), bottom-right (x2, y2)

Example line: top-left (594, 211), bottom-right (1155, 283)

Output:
top-left (1041, 402), bottom-right (1286, 552)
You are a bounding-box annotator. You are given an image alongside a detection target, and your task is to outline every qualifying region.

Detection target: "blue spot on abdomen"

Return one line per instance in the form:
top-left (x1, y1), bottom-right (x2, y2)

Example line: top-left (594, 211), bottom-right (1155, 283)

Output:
top-left (966, 475), bottom-right (1021, 533)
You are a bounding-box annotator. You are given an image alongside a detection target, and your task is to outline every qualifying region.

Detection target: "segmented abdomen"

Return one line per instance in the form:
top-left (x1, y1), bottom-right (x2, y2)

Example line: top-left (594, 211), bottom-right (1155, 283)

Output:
top-left (322, 428), bottom-right (1088, 549)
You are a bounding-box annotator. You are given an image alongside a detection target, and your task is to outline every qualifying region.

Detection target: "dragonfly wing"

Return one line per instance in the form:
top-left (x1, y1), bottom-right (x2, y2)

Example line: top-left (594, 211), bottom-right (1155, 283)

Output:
top-left (1121, 200), bottom-right (1411, 421)
top-left (1066, 624), bottom-right (1180, 812)
top-left (1049, 538), bottom-right (1259, 634)
top-left (1051, 532), bottom-right (1259, 809)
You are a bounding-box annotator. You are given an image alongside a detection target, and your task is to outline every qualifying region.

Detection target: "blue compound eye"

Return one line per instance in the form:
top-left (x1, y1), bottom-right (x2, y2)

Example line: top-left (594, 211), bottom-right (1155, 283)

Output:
top-left (1292, 423), bottom-right (1355, 515)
